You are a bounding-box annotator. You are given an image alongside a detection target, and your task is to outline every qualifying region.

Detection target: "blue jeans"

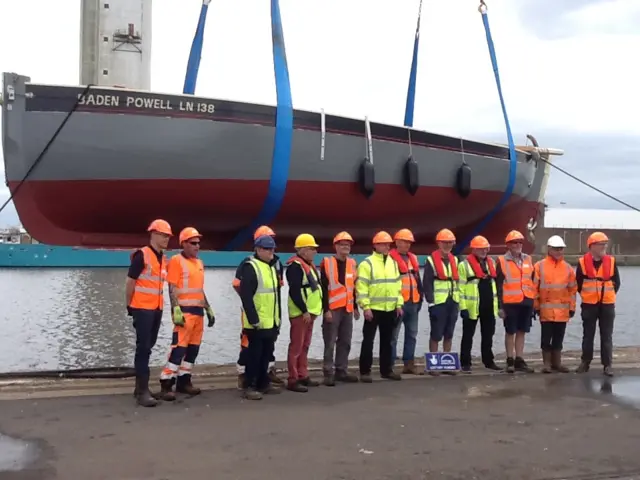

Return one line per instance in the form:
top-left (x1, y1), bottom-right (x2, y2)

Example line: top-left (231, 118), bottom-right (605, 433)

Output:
top-left (391, 303), bottom-right (420, 363)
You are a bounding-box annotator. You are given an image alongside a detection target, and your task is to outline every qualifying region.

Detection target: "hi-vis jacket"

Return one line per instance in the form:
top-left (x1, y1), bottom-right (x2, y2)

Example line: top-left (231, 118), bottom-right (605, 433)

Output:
top-left (129, 246), bottom-right (167, 310)
top-left (241, 257), bottom-right (280, 330)
top-left (425, 251), bottom-right (460, 305)
top-left (167, 254), bottom-right (206, 314)
top-left (458, 254), bottom-right (498, 320)
top-left (533, 256), bottom-right (577, 322)
top-left (356, 252), bottom-right (403, 312)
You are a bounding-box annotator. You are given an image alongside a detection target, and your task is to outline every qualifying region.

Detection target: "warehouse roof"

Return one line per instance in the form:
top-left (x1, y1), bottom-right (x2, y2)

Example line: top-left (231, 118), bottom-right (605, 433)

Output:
top-left (544, 208), bottom-right (640, 230)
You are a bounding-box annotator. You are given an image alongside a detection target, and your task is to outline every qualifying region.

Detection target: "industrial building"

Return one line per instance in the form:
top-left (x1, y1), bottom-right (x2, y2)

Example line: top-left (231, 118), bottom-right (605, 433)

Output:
top-left (538, 208), bottom-right (640, 255)
top-left (80, 0), bottom-right (152, 90)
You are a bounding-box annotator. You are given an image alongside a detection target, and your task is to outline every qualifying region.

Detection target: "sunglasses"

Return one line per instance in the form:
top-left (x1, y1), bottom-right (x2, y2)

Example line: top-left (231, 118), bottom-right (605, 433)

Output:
top-left (188, 241), bottom-right (201, 246)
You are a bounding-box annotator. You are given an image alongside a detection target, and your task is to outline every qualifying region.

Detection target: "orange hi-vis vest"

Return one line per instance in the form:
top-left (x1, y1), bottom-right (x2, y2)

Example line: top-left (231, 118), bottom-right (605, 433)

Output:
top-left (533, 257), bottom-right (577, 322)
top-left (578, 253), bottom-right (616, 305)
top-left (129, 246), bottom-right (167, 310)
top-left (498, 253), bottom-right (535, 304)
top-left (171, 254), bottom-right (205, 308)
top-left (322, 256), bottom-right (356, 312)
top-left (389, 249), bottom-right (421, 303)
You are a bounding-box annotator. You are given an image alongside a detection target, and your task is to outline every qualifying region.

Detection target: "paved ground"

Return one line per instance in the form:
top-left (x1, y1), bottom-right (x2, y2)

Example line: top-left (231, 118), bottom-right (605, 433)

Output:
top-left (2, 369), bottom-right (640, 480)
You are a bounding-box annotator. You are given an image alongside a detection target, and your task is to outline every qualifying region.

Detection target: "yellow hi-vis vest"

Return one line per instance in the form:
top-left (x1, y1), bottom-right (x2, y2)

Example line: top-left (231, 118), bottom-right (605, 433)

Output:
top-left (288, 259), bottom-right (323, 317)
top-left (241, 258), bottom-right (280, 330)
top-left (426, 255), bottom-right (460, 304)
top-left (458, 259), bottom-right (498, 320)
top-left (356, 252), bottom-right (404, 312)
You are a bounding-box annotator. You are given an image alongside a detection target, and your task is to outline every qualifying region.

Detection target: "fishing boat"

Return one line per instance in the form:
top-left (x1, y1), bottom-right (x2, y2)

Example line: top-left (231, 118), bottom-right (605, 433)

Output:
top-left (0, 0), bottom-right (562, 255)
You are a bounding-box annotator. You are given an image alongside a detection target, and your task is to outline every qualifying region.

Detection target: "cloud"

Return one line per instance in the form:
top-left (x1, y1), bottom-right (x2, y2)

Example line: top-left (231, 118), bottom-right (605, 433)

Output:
top-left (514, 0), bottom-right (640, 39)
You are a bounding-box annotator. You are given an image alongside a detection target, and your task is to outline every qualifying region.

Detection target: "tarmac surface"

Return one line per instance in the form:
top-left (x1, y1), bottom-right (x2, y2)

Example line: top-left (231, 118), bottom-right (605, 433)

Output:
top-left (2, 362), bottom-right (640, 480)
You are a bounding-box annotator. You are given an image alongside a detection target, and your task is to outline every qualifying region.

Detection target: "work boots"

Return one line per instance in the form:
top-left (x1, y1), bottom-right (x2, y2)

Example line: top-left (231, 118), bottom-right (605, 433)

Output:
top-left (402, 360), bottom-right (424, 376)
top-left (576, 362), bottom-right (590, 373)
top-left (158, 379), bottom-right (176, 401)
top-left (541, 351), bottom-right (553, 374)
top-left (135, 376), bottom-right (158, 408)
top-left (268, 369), bottom-right (284, 385)
top-left (176, 375), bottom-right (201, 396)
top-left (514, 357), bottom-right (534, 373)
top-left (335, 370), bottom-right (359, 383)
top-left (551, 350), bottom-right (570, 373)
top-left (323, 374), bottom-right (336, 387)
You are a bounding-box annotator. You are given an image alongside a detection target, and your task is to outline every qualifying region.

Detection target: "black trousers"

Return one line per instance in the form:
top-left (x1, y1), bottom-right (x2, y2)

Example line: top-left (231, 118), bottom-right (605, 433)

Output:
top-left (132, 308), bottom-right (163, 378)
top-left (540, 322), bottom-right (567, 351)
top-left (359, 310), bottom-right (397, 376)
top-left (460, 309), bottom-right (496, 368)
top-left (581, 304), bottom-right (615, 367)
top-left (243, 328), bottom-right (276, 390)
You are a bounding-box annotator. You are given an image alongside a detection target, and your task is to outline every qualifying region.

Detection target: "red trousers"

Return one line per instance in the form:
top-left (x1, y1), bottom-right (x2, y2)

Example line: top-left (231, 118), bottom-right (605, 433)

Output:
top-left (287, 314), bottom-right (316, 385)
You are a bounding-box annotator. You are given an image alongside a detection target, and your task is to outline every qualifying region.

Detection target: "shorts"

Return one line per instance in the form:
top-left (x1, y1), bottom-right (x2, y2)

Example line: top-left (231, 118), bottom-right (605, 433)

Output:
top-left (429, 298), bottom-right (459, 342)
top-left (171, 313), bottom-right (204, 347)
top-left (503, 304), bottom-right (533, 334)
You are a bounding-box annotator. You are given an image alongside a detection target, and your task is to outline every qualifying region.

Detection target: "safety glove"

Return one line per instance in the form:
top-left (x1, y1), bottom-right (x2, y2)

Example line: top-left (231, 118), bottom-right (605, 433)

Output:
top-left (206, 307), bottom-right (216, 327)
top-left (172, 306), bottom-right (185, 326)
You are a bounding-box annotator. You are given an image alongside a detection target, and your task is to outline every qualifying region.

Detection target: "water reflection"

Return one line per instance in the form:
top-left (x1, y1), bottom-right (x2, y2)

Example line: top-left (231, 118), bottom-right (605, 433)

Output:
top-left (1, 267), bottom-right (640, 372)
top-left (586, 376), bottom-right (640, 409)
top-left (0, 434), bottom-right (39, 472)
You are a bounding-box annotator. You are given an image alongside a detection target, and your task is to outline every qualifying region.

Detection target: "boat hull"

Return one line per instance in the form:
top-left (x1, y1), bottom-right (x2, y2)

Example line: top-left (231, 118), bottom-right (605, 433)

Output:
top-left (2, 73), bottom-right (548, 254)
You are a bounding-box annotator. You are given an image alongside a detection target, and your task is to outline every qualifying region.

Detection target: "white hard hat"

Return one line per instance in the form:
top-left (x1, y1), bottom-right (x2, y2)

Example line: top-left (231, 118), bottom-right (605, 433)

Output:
top-left (547, 235), bottom-right (566, 248)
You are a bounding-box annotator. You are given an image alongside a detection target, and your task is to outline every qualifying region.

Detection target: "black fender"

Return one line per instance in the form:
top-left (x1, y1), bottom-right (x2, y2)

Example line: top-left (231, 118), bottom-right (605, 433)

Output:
top-left (359, 160), bottom-right (375, 198)
top-left (456, 163), bottom-right (472, 199)
top-left (403, 156), bottom-right (419, 196)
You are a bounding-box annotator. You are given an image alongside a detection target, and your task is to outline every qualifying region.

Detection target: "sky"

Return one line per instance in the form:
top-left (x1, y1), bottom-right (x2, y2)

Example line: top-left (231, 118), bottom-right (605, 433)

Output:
top-left (1, 0), bottom-right (639, 227)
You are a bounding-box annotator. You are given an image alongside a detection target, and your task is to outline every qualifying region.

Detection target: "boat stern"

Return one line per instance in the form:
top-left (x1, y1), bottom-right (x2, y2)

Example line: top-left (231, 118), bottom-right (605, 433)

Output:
top-left (2, 73), bottom-right (30, 184)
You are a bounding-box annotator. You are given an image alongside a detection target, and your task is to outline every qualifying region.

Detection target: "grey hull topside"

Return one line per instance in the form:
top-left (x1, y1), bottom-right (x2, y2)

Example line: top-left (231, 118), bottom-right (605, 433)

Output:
top-left (2, 72), bottom-right (547, 206)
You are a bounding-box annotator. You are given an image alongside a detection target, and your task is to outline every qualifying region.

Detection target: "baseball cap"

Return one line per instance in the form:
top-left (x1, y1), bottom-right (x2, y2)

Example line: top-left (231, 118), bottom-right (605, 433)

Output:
top-left (254, 235), bottom-right (276, 249)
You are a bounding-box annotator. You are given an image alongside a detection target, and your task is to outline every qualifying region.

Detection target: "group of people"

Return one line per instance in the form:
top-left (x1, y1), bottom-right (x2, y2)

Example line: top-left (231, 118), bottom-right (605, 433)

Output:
top-left (125, 220), bottom-right (620, 407)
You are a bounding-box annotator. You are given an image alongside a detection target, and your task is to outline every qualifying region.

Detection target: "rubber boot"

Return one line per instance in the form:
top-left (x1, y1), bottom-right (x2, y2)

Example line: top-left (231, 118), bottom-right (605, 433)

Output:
top-left (158, 379), bottom-right (176, 401)
top-left (133, 382), bottom-right (162, 400)
top-left (237, 374), bottom-right (245, 391)
top-left (176, 375), bottom-right (201, 396)
top-left (551, 350), bottom-right (569, 373)
top-left (541, 351), bottom-right (553, 374)
top-left (136, 376), bottom-right (158, 408)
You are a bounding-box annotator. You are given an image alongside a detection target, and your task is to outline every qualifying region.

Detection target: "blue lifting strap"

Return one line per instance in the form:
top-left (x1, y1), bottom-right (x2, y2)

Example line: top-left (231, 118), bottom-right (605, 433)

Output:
top-left (183, 1), bottom-right (211, 95)
top-left (404, 0), bottom-right (423, 128)
top-left (454, 1), bottom-right (518, 254)
top-left (223, 0), bottom-right (293, 251)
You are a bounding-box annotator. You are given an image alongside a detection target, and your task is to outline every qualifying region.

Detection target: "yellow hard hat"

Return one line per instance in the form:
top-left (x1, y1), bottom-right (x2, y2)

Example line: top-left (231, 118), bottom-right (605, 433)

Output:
top-left (294, 233), bottom-right (319, 249)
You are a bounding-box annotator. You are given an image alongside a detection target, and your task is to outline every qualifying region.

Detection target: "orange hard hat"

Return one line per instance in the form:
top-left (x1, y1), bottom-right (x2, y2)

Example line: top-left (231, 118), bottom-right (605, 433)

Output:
top-left (435, 228), bottom-right (456, 242)
top-left (394, 228), bottom-right (415, 243)
top-left (253, 225), bottom-right (275, 240)
top-left (333, 231), bottom-right (354, 244)
top-left (147, 219), bottom-right (173, 236)
top-left (179, 227), bottom-right (202, 244)
top-left (372, 231), bottom-right (393, 244)
top-left (505, 230), bottom-right (525, 243)
top-left (470, 235), bottom-right (490, 249)
top-left (587, 231), bottom-right (609, 247)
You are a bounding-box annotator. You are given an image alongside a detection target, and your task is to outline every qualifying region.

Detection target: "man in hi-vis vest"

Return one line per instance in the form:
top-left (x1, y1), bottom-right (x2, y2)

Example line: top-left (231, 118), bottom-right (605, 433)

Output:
top-left (320, 231), bottom-right (360, 386)
top-left (126, 219), bottom-right (172, 407)
top-left (576, 232), bottom-right (621, 377)
top-left (158, 227), bottom-right (215, 400)
top-left (286, 234), bottom-right (323, 393)
top-left (458, 235), bottom-right (501, 373)
top-left (423, 228), bottom-right (460, 376)
top-left (356, 231), bottom-right (404, 383)
top-left (496, 230), bottom-right (535, 374)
